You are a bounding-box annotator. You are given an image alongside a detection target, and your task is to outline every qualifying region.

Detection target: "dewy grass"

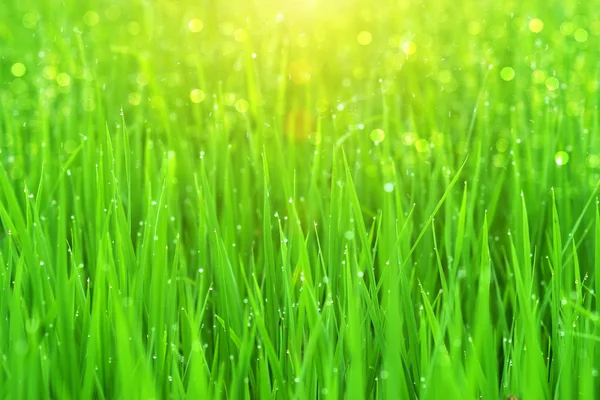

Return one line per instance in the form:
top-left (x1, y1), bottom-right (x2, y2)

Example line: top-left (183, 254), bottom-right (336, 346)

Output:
top-left (1, 0), bottom-right (599, 398)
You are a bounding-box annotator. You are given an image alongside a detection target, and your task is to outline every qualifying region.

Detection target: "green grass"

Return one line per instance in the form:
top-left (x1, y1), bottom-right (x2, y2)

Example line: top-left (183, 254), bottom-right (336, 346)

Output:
top-left (1, 0), bottom-right (600, 398)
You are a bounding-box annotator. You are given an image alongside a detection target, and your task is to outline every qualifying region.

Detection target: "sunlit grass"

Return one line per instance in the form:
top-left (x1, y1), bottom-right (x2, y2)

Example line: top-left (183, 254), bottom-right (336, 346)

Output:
top-left (1, 0), bottom-right (600, 398)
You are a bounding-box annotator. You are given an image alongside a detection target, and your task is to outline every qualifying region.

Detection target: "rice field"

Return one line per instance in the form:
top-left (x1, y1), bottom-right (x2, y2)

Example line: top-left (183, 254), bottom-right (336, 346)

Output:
top-left (1, 0), bottom-right (600, 398)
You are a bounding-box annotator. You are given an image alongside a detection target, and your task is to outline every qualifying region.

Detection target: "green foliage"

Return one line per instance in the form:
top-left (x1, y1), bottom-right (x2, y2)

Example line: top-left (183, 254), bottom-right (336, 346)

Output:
top-left (1, 0), bottom-right (600, 398)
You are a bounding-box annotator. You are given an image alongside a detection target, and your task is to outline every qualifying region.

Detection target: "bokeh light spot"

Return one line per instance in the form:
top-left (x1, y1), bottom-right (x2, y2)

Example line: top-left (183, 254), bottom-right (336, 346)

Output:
top-left (11, 63), bottom-right (26, 77)
top-left (357, 31), bottom-right (372, 45)
top-left (468, 22), bottom-right (481, 35)
top-left (561, 22), bottom-right (574, 36)
top-left (190, 89), bottom-right (205, 104)
top-left (574, 29), bottom-right (588, 42)
top-left (188, 18), bottom-right (204, 33)
top-left (83, 11), bottom-right (100, 27)
top-left (500, 67), bottom-right (515, 81)
top-left (402, 41), bottom-right (417, 55)
top-left (438, 70), bottom-right (453, 84)
top-left (234, 28), bottom-right (248, 42)
top-left (529, 18), bottom-right (544, 33)
top-left (22, 13), bottom-right (38, 29)
top-left (289, 60), bottom-right (311, 85)
top-left (532, 70), bottom-right (546, 84)
top-left (56, 73), bottom-right (71, 87)
top-left (402, 132), bottom-right (415, 146)
top-left (555, 151), bottom-right (569, 166)
top-left (415, 139), bottom-right (430, 152)
top-left (128, 22), bottom-right (141, 35)
top-left (235, 99), bottom-right (249, 113)
top-left (370, 129), bottom-right (385, 143)
top-left (586, 155), bottom-right (600, 168)
top-left (545, 77), bottom-right (559, 91)
top-left (496, 138), bottom-right (509, 153)
top-left (129, 92), bottom-right (142, 106)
